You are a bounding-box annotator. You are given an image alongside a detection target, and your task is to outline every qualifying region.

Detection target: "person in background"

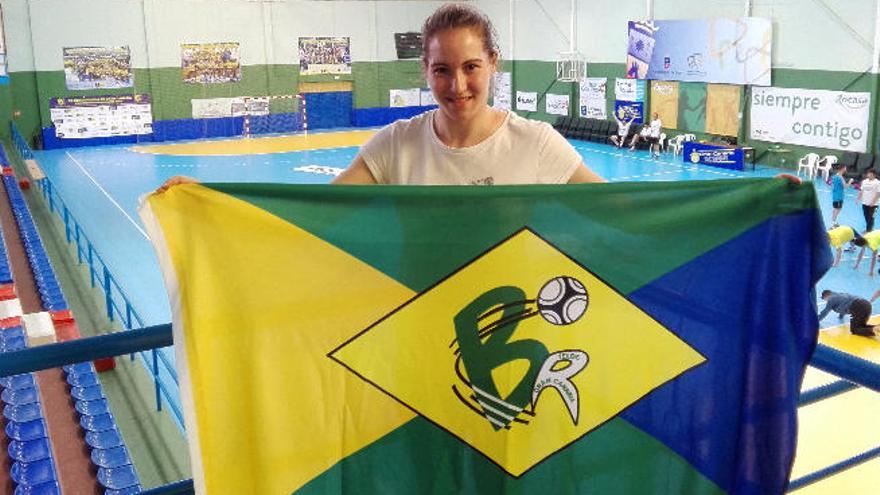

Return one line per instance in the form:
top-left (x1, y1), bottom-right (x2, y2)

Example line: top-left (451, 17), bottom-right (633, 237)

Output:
top-left (819, 289), bottom-right (878, 337)
top-left (629, 112), bottom-right (662, 158)
top-left (830, 164), bottom-right (852, 227)
top-left (609, 112), bottom-right (633, 148)
top-left (858, 169), bottom-right (880, 232)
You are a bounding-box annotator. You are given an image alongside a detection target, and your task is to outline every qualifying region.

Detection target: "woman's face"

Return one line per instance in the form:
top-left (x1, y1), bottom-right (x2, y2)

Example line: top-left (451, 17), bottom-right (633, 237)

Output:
top-left (424, 27), bottom-right (496, 122)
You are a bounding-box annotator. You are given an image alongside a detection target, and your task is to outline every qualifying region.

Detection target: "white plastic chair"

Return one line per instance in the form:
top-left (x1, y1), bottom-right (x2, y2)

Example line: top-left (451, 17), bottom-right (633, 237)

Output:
top-left (658, 133), bottom-right (667, 153)
top-left (815, 155), bottom-right (838, 181)
top-left (668, 135), bottom-right (684, 155)
top-left (797, 153), bottom-right (820, 179)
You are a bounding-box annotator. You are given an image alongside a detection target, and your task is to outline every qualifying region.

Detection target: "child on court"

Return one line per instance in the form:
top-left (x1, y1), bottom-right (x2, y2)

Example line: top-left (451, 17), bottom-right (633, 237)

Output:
top-left (827, 225), bottom-right (862, 266)
top-left (830, 165), bottom-right (852, 227)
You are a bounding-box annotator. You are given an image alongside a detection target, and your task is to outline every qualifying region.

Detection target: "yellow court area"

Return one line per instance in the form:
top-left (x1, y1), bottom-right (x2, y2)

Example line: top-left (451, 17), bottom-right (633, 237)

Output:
top-left (131, 129), bottom-right (376, 156)
top-left (791, 322), bottom-right (880, 493)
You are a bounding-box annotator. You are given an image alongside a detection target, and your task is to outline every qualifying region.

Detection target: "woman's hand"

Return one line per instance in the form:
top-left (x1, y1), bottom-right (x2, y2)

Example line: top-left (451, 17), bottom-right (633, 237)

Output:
top-left (775, 173), bottom-right (801, 186)
top-left (156, 175), bottom-right (199, 194)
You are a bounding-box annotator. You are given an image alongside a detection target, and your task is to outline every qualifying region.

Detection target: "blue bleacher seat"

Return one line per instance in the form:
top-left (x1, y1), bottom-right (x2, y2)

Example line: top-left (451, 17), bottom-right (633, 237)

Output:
top-left (80, 413), bottom-right (116, 433)
top-left (67, 372), bottom-right (99, 388)
top-left (0, 373), bottom-right (36, 390)
top-left (5, 418), bottom-right (48, 441)
top-left (3, 403), bottom-right (43, 423)
top-left (2, 386), bottom-right (40, 406)
top-left (10, 459), bottom-right (57, 487)
top-left (8, 438), bottom-right (52, 463)
top-left (104, 486), bottom-right (142, 495)
top-left (90, 446), bottom-right (132, 469)
top-left (1, 337), bottom-right (27, 352)
top-left (0, 327), bottom-right (26, 340)
top-left (64, 362), bottom-right (96, 376)
top-left (71, 385), bottom-right (105, 402)
top-left (75, 398), bottom-right (110, 416)
top-left (97, 465), bottom-right (140, 490)
top-left (13, 480), bottom-right (61, 495)
top-left (85, 428), bottom-right (124, 449)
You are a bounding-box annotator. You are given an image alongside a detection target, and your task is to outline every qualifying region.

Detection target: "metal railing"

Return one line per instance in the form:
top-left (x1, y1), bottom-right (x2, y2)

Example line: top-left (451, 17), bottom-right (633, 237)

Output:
top-left (9, 123), bottom-right (184, 432)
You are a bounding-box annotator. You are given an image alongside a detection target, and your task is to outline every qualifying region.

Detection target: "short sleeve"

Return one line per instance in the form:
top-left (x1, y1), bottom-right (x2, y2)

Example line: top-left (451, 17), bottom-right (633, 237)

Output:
top-left (537, 124), bottom-right (583, 184)
top-left (357, 125), bottom-right (394, 184)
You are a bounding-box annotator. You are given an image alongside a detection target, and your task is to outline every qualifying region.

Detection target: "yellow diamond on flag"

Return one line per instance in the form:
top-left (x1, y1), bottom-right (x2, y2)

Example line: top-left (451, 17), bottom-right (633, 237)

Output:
top-left (331, 228), bottom-right (706, 477)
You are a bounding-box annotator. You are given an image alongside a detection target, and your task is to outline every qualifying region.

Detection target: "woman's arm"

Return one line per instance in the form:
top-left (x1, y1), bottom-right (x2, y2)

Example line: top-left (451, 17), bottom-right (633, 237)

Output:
top-left (568, 163), bottom-right (607, 184)
top-left (331, 156), bottom-right (379, 185)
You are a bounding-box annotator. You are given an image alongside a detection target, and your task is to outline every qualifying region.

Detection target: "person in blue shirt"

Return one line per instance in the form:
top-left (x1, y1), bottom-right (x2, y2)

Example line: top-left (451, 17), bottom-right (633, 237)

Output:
top-left (830, 165), bottom-right (852, 227)
top-left (819, 290), bottom-right (878, 337)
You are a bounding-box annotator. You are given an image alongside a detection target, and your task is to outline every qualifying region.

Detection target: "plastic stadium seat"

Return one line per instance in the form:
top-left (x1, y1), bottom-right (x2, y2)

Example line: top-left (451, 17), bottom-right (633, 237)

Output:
top-left (104, 486), bottom-right (143, 495)
top-left (3, 403), bottom-right (43, 423)
top-left (2, 386), bottom-right (40, 406)
top-left (8, 438), bottom-right (52, 463)
top-left (13, 480), bottom-right (61, 495)
top-left (1, 336), bottom-right (26, 352)
top-left (70, 385), bottom-right (105, 402)
top-left (0, 326), bottom-right (26, 340)
top-left (80, 413), bottom-right (117, 433)
top-left (66, 362), bottom-right (96, 377)
top-left (67, 371), bottom-right (100, 388)
top-left (0, 373), bottom-right (35, 390)
top-left (91, 446), bottom-right (133, 469)
top-left (75, 398), bottom-right (110, 417)
top-left (10, 459), bottom-right (57, 486)
top-left (85, 428), bottom-right (125, 449)
top-left (97, 465), bottom-right (140, 490)
top-left (5, 418), bottom-right (48, 442)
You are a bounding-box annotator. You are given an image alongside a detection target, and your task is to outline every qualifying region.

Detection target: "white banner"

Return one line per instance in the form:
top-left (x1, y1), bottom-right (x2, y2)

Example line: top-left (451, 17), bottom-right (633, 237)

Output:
top-left (493, 72), bottom-right (512, 110)
top-left (750, 87), bottom-right (871, 152)
top-left (615, 78), bottom-right (645, 102)
top-left (516, 91), bottom-right (537, 112)
top-left (420, 89), bottom-right (436, 106)
top-left (545, 94), bottom-right (570, 116)
top-left (192, 97), bottom-right (270, 119)
top-left (580, 77), bottom-right (607, 119)
top-left (580, 99), bottom-right (607, 119)
top-left (390, 88), bottom-right (420, 108)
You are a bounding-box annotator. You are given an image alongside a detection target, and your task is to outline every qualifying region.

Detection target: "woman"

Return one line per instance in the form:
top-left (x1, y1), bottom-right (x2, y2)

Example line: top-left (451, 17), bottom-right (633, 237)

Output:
top-left (332, 3), bottom-right (604, 186)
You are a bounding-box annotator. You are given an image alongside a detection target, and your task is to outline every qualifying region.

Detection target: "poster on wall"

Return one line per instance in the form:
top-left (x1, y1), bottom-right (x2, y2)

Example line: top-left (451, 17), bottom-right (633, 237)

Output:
top-left (545, 94), bottom-right (569, 116)
top-left (650, 81), bottom-right (679, 129)
top-left (191, 96), bottom-right (269, 119)
top-left (390, 88), bottom-right (420, 107)
top-left (750, 87), bottom-right (870, 152)
top-left (614, 101), bottom-right (644, 124)
top-left (0, 7), bottom-right (10, 84)
top-left (579, 77), bottom-right (606, 119)
top-left (63, 46), bottom-right (132, 90)
top-left (626, 18), bottom-right (772, 86)
top-left (49, 94), bottom-right (152, 139)
top-left (181, 42), bottom-right (241, 84)
top-left (492, 72), bottom-right (511, 110)
top-left (299, 37), bottom-right (352, 75)
top-left (516, 91), bottom-right (537, 112)
top-left (615, 78), bottom-right (645, 102)
top-left (706, 84), bottom-right (741, 136)
top-left (420, 89), bottom-right (436, 106)
top-left (394, 32), bottom-right (422, 60)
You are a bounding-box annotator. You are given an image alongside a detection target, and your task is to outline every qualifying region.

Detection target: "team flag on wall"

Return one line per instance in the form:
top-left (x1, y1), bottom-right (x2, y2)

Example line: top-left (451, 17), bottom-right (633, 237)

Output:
top-left (140, 180), bottom-right (829, 495)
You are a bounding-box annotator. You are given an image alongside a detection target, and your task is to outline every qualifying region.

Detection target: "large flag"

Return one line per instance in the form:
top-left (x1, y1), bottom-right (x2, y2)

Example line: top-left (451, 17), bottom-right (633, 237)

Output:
top-left (140, 180), bottom-right (830, 495)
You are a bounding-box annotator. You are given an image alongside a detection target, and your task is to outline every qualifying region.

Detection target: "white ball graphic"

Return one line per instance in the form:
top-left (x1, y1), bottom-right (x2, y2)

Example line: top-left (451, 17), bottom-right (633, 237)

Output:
top-left (538, 276), bottom-right (588, 325)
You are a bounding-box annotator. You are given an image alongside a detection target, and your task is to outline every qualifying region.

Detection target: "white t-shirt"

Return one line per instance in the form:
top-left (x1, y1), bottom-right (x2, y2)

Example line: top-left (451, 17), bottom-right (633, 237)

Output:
top-left (358, 110), bottom-right (583, 185)
top-left (617, 121), bottom-right (631, 137)
top-left (646, 118), bottom-right (662, 138)
top-left (860, 177), bottom-right (880, 206)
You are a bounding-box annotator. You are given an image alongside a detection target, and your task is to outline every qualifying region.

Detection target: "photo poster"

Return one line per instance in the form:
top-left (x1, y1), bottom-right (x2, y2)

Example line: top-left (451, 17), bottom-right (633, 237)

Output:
top-left (614, 101), bottom-right (644, 124)
top-left (181, 42), bottom-right (241, 84)
top-left (516, 91), bottom-right (537, 112)
top-left (394, 32), bottom-right (423, 60)
top-left (390, 88), bottom-right (420, 108)
top-left (615, 78), bottom-right (646, 123)
top-left (299, 37), bottom-right (352, 75)
top-left (492, 72), bottom-right (511, 110)
top-left (420, 89), bottom-right (436, 107)
top-left (49, 94), bottom-right (152, 139)
top-left (750, 87), bottom-right (870, 152)
top-left (545, 94), bottom-right (570, 116)
top-left (650, 81), bottom-right (679, 129)
top-left (706, 84), bottom-right (741, 136)
top-left (63, 46), bottom-right (132, 90)
top-left (626, 18), bottom-right (772, 86)
top-left (0, 7), bottom-right (9, 84)
top-left (192, 96), bottom-right (269, 119)
top-left (579, 77), bottom-right (607, 119)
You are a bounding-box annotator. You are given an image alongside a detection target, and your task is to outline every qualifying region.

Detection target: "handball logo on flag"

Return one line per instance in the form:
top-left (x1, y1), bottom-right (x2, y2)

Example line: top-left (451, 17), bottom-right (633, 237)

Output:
top-left (331, 228), bottom-right (705, 476)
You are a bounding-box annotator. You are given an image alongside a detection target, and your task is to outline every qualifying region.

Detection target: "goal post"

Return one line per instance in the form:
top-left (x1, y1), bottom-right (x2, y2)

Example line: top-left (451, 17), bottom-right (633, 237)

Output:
top-left (242, 93), bottom-right (307, 138)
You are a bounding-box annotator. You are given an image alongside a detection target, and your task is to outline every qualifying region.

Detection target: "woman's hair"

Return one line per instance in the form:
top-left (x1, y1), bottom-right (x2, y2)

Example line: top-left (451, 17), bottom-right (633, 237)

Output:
top-left (421, 3), bottom-right (500, 63)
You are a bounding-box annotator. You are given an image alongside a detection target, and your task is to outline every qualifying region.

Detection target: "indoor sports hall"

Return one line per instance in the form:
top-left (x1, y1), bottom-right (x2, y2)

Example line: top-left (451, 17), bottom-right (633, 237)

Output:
top-left (0, 1), bottom-right (879, 494)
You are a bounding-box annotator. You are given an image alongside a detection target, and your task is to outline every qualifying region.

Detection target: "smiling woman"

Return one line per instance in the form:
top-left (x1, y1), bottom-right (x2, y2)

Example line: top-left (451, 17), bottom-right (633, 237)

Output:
top-left (332, 3), bottom-right (604, 186)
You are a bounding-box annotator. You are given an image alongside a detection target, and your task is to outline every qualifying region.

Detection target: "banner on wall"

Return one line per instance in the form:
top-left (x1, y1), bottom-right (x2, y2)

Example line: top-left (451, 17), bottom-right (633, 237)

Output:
top-left (706, 84), bottom-right (741, 136)
top-left (545, 94), bottom-right (569, 116)
top-left (614, 101), bottom-right (644, 124)
top-left (579, 78), bottom-right (606, 119)
top-left (390, 89), bottom-right (421, 108)
top-left (420, 89), bottom-right (436, 107)
top-left (493, 72), bottom-right (511, 110)
top-left (626, 18), bottom-right (771, 86)
top-left (0, 6), bottom-right (7, 84)
top-left (191, 97), bottom-right (269, 119)
top-left (299, 37), bottom-right (352, 76)
top-left (650, 81), bottom-right (679, 129)
top-left (615, 78), bottom-right (645, 102)
top-left (49, 94), bottom-right (152, 139)
top-left (181, 42), bottom-right (241, 84)
top-left (516, 91), bottom-right (537, 112)
top-left (750, 87), bottom-right (870, 152)
top-left (63, 46), bottom-right (133, 90)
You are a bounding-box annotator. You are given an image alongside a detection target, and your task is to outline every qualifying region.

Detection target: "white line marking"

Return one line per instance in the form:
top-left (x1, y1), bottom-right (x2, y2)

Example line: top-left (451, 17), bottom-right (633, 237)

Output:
top-left (65, 151), bottom-right (149, 240)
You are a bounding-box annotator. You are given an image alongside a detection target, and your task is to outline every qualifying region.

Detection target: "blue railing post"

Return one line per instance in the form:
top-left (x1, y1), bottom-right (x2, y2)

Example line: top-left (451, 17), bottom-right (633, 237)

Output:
top-left (74, 225), bottom-right (82, 263)
top-left (103, 266), bottom-right (114, 322)
top-left (153, 349), bottom-right (162, 412)
top-left (87, 242), bottom-right (95, 287)
top-left (63, 206), bottom-right (71, 243)
top-left (46, 181), bottom-right (54, 213)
